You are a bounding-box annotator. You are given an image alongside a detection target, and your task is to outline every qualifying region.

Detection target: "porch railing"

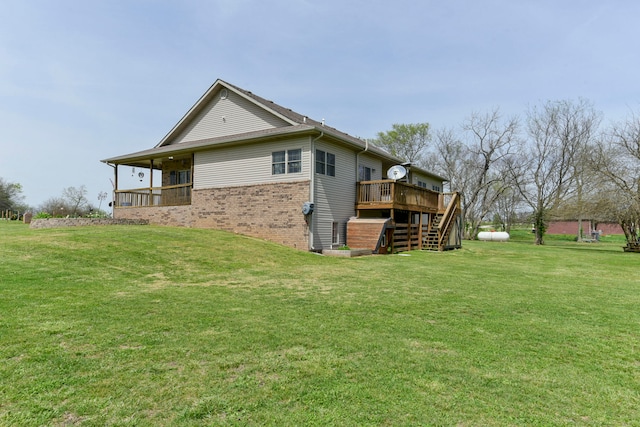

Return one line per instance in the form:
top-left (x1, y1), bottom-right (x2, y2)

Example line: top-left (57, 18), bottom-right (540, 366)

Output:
top-left (356, 180), bottom-right (440, 212)
top-left (114, 183), bottom-right (191, 207)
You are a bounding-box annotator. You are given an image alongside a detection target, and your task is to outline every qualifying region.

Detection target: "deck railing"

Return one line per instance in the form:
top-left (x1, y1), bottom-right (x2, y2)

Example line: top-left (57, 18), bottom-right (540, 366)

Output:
top-left (115, 183), bottom-right (191, 207)
top-left (437, 191), bottom-right (461, 248)
top-left (356, 180), bottom-right (441, 212)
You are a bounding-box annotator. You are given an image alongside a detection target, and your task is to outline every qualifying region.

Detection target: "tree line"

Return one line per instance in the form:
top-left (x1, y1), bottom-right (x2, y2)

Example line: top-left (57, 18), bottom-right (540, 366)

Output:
top-left (0, 181), bottom-right (110, 218)
top-left (373, 99), bottom-right (640, 248)
top-left (3, 98), bottom-right (638, 248)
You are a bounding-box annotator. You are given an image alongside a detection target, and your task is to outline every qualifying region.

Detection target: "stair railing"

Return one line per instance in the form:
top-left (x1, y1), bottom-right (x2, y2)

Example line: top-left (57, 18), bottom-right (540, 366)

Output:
top-left (437, 192), bottom-right (460, 250)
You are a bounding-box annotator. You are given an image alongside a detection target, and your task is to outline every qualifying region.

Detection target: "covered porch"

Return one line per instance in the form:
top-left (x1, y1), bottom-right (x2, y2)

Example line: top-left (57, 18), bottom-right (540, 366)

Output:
top-left (107, 154), bottom-right (194, 208)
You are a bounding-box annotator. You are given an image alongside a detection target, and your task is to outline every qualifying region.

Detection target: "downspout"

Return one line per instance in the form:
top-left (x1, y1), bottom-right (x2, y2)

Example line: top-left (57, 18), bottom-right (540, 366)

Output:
top-left (309, 131), bottom-right (324, 251)
top-left (354, 138), bottom-right (370, 230)
top-left (355, 138), bottom-right (369, 181)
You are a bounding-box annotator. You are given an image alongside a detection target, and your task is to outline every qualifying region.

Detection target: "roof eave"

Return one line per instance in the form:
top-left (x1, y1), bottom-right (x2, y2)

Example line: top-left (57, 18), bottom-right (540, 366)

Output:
top-left (101, 125), bottom-right (317, 165)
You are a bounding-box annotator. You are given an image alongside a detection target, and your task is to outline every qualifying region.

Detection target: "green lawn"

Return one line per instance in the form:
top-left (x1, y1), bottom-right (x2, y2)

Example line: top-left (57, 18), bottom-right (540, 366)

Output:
top-left (1, 221), bottom-right (638, 426)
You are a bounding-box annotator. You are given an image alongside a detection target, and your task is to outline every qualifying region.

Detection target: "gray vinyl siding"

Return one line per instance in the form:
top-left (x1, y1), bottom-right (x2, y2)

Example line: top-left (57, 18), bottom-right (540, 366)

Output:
top-left (193, 137), bottom-right (311, 189)
top-left (312, 140), bottom-right (357, 250)
top-left (411, 171), bottom-right (443, 191)
top-left (171, 90), bottom-right (290, 144)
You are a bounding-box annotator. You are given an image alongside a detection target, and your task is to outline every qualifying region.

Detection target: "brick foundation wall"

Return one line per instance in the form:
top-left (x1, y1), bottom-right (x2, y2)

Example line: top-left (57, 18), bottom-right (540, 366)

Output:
top-left (30, 218), bottom-right (149, 229)
top-left (111, 181), bottom-right (311, 250)
top-left (191, 181), bottom-right (311, 250)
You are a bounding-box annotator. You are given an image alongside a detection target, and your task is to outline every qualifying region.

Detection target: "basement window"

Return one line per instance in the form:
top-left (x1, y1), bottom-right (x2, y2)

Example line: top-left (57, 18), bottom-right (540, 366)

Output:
top-left (332, 222), bottom-right (340, 245)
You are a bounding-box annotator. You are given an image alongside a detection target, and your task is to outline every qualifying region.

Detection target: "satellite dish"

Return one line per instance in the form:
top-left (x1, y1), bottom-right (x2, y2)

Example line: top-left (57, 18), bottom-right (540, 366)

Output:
top-left (386, 165), bottom-right (407, 180)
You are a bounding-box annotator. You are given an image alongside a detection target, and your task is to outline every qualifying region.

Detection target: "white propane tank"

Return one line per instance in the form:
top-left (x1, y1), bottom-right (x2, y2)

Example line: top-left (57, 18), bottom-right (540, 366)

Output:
top-left (477, 231), bottom-right (510, 242)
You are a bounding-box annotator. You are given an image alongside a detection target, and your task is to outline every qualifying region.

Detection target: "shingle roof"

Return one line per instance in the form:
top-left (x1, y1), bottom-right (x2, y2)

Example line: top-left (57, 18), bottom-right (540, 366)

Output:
top-left (102, 79), bottom-right (446, 182)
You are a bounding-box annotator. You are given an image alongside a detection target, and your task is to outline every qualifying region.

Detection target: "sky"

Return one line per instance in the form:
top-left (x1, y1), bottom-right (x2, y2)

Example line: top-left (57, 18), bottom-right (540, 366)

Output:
top-left (1, 0), bottom-right (639, 209)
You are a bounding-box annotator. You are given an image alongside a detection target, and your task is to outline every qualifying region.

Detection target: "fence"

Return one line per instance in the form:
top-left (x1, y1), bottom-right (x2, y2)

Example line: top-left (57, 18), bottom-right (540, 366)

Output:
top-left (1, 210), bottom-right (22, 220)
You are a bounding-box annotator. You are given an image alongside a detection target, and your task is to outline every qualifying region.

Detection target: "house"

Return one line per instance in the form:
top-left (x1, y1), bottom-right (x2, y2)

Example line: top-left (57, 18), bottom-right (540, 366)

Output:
top-left (101, 79), bottom-right (462, 253)
top-left (547, 220), bottom-right (624, 237)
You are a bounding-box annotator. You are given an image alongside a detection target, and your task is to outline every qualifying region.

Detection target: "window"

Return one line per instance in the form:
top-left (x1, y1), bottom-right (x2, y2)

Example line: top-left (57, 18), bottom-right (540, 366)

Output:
top-left (316, 149), bottom-right (335, 177)
top-left (316, 150), bottom-right (325, 175)
top-left (417, 180), bottom-right (427, 188)
top-left (170, 169), bottom-right (191, 185)
top-left (272, 151), bottom-right (285, 175)
top-left (327, 153), bottom-right (335, 176)
top-left (358, 165), bottom-right (372, 181)
top-left (432, 184), bottom-right (441, 192)
top-left (169, 169), bottom-right (191, 201)
top-left (288, 149), bottom-right (301, 173)
top-left (272, 149), bottom-right (302, 175)
top-left (332, 222), bottom-right (340, 245)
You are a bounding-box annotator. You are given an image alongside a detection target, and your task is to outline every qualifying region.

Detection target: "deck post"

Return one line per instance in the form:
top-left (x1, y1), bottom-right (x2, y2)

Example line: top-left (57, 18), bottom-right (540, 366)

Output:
top-left (408, 213), bottom-right (412, 251)
top-left (391, 182), bottom-right (395, 205)
top-left (418, 211), bottom-right (423, 249)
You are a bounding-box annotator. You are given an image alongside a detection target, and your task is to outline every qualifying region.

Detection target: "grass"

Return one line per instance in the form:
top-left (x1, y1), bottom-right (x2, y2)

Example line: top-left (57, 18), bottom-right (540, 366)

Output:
top-left (1, 221), bottom-right (639, 426)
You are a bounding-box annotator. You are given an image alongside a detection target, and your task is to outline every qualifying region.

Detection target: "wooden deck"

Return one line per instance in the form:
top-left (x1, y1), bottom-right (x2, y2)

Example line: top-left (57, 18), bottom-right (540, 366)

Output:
top-left (356, 180), bottom-right (441, 213)
top-left (351, 181), bottom-right (462, 252)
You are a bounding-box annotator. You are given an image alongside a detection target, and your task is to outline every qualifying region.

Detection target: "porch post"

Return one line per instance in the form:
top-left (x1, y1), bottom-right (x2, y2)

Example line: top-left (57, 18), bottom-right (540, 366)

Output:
top-left (149, 159), bottom-right (154, 206)
top-left (191, 153), bottom-right (195, 182)
top-left (114, 165), bottom-right (119, 209)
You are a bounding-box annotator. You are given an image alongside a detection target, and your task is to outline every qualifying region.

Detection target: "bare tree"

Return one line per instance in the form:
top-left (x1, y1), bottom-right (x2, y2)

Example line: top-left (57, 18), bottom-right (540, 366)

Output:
top-left (432, 127), bottom-right (466, 192)
top-left (491, 185), bottom-right (524, 233)
top-left (62, 185), bottom-right (89, 217)
top-left (591, 111), bottom-right (640, 249)
top-left (38, 197), bottom-right (68, 216)
top-left (511, 99), bottom-right (600, 244)
top-left (433, 109), bottom-right (519, 239)
top-left (550, 145), bottom-right (601, 241)
top-left (98, 191), bottom-right (108, 211)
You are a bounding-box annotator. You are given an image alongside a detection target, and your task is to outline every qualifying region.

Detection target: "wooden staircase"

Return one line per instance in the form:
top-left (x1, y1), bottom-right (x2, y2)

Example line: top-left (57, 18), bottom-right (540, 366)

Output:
top-left (422, 192), bottom-right (461, 252)
top-left (422, 213), bottom-right (443, 251)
